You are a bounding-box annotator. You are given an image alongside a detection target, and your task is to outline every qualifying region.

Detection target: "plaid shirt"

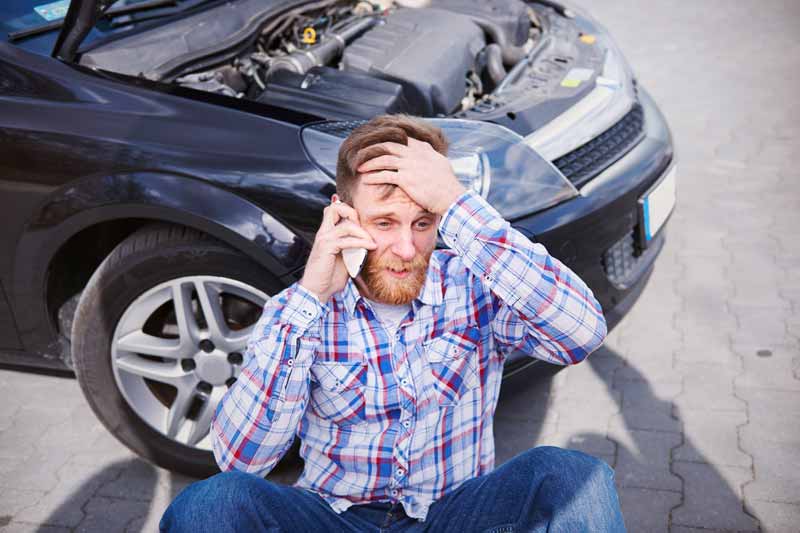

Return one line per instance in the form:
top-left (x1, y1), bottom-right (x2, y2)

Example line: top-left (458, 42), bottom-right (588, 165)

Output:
top-left (211, 189), bottom-right (607, 521)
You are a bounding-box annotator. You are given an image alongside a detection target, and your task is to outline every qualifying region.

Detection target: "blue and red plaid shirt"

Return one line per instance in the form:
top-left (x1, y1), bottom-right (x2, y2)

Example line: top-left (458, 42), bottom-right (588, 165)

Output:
top-left (211, 189), bottom-right (607, 521)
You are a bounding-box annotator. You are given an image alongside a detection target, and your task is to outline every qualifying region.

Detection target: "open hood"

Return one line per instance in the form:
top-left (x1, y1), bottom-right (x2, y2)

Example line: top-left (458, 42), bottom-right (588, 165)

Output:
top-left (52, 0), bottom-right (115, 61)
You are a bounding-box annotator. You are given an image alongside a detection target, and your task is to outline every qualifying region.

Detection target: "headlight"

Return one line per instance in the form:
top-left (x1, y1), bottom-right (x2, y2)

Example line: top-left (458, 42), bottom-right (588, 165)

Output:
top-left (523, 33), bottom-right (636, 161)
top-left (301, 118), bottom-right (577, 220)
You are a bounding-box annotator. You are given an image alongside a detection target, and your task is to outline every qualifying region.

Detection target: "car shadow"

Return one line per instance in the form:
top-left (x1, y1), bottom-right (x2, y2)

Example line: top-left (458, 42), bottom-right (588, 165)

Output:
top-left (494, 346), bottom-right (760, 531)
top-left (35, 455), bottom-right (215, 532)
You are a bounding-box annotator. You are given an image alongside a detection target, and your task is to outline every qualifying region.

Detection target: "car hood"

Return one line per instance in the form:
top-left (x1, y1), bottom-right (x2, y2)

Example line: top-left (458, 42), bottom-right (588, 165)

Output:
top-left (52, 0), bottom-right (116, 61)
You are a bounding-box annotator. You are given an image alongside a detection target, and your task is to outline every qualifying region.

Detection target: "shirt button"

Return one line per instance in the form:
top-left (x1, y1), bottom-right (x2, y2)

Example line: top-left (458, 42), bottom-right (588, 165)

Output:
top-left (286, 358), bottom-right (294, 367)
top-left (396, 468), bottom-right (405, 477)
top-left (391, 489), bottom-right (399, 497)
top-left (402, 420), bottom-right (411, 428)
top-left (401, 378), bottom-right (409, 387)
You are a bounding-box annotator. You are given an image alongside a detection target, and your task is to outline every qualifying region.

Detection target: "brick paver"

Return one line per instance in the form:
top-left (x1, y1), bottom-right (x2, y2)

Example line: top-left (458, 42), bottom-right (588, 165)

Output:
top-left (2, 0), bottom-right (800, 531)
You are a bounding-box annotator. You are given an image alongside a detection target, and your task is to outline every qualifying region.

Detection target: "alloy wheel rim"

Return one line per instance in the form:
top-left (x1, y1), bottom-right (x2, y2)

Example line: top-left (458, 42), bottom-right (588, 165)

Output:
top-left (110, 275), bottom-right (270, 450)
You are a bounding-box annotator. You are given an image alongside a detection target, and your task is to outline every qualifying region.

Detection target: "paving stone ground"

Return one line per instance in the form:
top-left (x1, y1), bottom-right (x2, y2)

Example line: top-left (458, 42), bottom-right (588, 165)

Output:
top-left (2, 0), bottom-right (799, 531)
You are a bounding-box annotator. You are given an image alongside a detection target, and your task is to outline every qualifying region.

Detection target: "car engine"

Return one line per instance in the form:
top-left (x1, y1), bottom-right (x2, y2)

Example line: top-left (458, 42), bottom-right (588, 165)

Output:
top-left (80, 0), bottom-right (542, 119)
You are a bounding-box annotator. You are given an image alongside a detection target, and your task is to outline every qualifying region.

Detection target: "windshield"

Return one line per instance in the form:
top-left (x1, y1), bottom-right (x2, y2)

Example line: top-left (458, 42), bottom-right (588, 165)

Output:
top-left (1, 0), bottom-right (197, 55)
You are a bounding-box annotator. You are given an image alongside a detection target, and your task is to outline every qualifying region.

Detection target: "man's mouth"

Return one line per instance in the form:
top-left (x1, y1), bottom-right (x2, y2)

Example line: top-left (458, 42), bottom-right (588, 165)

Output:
top-left (385, 267), bottom-right (410, 279)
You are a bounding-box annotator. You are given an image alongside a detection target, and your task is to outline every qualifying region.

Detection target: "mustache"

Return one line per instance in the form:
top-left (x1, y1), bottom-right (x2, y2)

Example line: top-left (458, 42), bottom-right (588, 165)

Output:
top-left (375, 254), bottom-right (428, 271)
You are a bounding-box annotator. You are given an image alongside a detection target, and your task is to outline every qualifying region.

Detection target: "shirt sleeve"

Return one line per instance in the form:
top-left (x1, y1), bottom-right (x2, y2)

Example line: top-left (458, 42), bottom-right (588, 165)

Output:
top-left (438, 189), bottom-right (607, 365)
top-left (210, 282), bottom-right (326, 474)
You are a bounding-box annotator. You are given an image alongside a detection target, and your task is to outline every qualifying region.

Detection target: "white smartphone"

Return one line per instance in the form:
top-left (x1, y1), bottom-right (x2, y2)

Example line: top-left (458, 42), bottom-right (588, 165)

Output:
top-left (334, 200), bottom-right (367, 278)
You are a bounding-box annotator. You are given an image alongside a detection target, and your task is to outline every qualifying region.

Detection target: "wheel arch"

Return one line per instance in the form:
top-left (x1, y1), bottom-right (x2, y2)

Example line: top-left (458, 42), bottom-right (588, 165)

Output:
top-left (12, 171), bottom-right (309, 365)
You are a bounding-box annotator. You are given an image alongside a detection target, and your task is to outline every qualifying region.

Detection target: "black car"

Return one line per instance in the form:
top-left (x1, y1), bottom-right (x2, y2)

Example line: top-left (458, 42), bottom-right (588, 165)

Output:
top-left (0, 0), bottom-right (675, 477)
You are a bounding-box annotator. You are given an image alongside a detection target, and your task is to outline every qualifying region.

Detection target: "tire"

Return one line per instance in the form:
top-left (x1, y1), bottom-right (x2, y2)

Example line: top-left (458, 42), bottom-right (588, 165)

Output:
top-left (70, 222), bottom-right (295, 477)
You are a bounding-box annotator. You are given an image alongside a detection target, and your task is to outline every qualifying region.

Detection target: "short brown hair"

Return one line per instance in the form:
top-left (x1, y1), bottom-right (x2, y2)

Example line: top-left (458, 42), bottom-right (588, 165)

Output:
top-left (336, 114), bottom-right (449, 204)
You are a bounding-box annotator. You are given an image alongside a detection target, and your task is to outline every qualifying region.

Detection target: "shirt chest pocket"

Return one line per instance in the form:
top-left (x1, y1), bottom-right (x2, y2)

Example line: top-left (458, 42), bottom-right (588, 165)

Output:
top-left (425, 327), bottom-right (481, 406)
top-left (309, 360), bottom-right (368, 426)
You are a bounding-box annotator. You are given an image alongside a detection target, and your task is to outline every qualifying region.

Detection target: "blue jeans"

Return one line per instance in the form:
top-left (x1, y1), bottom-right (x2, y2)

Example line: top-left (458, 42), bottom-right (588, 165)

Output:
top-left (160, 446), bottom-right (626, 532)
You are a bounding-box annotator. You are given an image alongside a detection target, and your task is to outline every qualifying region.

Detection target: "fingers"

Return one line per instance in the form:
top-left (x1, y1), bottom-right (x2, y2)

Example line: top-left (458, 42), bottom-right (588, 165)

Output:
top-left (332, 219), bottom-right (374, 243)
top-left (320, 199), bottom-right (360, 231)
top-left (356, 142), bottom-right (408, 168)
top-left (332, 237), bottom-right (377, 254)
top-left (371, 141), bottom-right (408, 155)
top-left (357, 154), bottom-right (404, 173)
top-left (359, 170), bottom-right (400, 186)
top-left (406, 137), bottom-right (434, 151)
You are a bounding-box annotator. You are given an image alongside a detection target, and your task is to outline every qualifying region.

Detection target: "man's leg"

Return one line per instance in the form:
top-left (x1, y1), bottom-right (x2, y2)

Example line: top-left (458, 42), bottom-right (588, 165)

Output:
top-left (422, 446), bottom-right (626, 533)
top-left (159, 470), bottom-right (367, 533)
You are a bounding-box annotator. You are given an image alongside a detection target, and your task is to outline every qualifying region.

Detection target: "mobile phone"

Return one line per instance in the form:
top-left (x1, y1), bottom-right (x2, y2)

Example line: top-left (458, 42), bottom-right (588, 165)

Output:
top-left (334, 200), bottom-right (367, 278)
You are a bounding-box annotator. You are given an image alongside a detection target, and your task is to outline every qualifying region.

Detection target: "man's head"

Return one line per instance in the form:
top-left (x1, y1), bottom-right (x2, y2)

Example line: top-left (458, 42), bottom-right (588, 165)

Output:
top-left (336, 115), bottom-right (449, 305)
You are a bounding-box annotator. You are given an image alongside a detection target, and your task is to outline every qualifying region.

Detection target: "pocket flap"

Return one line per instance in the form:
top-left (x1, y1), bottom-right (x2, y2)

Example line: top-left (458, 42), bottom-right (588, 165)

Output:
top-left (426, 326), bottom-right (481, 362)
top-left (311, 361), bottom-right (367, 392)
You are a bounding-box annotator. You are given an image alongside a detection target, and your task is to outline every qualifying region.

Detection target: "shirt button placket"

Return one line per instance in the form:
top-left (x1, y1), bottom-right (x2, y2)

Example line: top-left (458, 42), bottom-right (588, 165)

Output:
top-left (392, 325), bottom-right (411, 503)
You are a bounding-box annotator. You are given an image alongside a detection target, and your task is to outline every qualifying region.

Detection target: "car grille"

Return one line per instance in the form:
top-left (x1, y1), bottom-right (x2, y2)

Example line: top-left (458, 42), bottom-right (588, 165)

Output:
top-left (553, 104), bottom-right (645, 187)
top-left (603, 231), bottom-right (641, 288)
top-left (602, 225), bottom-right (666, 290)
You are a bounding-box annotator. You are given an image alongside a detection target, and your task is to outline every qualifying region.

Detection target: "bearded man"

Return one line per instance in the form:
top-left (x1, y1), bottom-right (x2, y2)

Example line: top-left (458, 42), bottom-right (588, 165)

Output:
top-left (160, 115), bottom-right (625, 532)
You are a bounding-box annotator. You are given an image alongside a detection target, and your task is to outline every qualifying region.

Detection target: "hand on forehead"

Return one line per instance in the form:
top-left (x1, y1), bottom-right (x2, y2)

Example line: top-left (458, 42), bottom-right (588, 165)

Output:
top-left (354, 136), bottom-right (462, 216)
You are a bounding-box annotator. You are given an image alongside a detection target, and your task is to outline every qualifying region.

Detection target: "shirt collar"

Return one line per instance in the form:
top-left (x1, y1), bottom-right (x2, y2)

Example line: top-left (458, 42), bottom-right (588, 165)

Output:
top-left (339, 252), bottom-right (444, 315)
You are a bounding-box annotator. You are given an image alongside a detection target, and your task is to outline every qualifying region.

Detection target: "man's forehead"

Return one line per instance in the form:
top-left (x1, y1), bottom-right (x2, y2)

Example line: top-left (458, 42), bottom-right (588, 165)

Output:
top-left (355, 182), bottom-right (433, 218)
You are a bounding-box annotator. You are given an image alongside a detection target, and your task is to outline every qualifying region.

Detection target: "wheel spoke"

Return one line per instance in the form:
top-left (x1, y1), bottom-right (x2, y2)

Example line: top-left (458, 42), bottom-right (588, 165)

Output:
top-left (226, 324), bottom-right (255, 352)
top-left (115, 354), bottom-right (190, 384)
top-left (116, 329), bottom-right (184, 360)
top-left (172, 281), bottom-right (199, 349)
top-left (186, 387), bottom-right (226, 447)
top-left (165, 385), bottom-right (195, 439)
top-left (194, 280), bottom-right (228, 346)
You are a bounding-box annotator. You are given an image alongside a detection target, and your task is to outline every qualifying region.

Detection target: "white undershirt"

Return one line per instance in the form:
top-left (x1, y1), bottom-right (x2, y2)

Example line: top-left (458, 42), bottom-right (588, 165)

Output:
top-left (364, 298), bottom-right (412, 337)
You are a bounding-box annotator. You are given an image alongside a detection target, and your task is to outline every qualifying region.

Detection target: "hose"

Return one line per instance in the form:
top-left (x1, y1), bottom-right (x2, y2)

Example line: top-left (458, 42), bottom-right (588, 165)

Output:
top-left (469, 18), bottom-right (527, 67)
top-left (484, 43), bottom-right (506, 86)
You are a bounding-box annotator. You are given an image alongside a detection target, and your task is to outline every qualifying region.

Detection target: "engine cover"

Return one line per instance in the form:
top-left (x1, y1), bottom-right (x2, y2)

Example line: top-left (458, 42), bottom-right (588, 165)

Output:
top-left (341, 8), bottom-right (485, 116)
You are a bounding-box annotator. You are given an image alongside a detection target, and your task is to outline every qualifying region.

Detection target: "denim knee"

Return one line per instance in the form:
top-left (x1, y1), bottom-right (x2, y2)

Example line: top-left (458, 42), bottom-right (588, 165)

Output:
top-left (160, 470), bottom-right (270, 532)
top-left (519, 446), bottom-right (615, 489)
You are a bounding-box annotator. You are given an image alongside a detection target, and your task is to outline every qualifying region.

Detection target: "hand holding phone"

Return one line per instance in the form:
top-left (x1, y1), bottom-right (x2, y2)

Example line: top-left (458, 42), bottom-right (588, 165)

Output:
top-left (299, 196), bottom-right (376, 303)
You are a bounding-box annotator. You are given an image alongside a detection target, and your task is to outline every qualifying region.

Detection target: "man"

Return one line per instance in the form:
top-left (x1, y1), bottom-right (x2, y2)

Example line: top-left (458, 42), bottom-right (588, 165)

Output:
top-left (160, 115), bottom-right (625, 532)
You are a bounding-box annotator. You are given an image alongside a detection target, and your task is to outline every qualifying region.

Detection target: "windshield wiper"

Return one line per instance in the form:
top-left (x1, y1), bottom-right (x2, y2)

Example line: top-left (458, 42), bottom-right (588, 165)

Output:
top-left (9, 0), bottom-right (178, 41)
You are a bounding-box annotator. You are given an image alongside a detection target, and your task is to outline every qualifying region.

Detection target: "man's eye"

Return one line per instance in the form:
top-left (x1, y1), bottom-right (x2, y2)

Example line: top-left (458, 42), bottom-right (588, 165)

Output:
top-left (377, 221), bottom-right (391, 228)
top-left (416, 221), bottom-right (431, 229)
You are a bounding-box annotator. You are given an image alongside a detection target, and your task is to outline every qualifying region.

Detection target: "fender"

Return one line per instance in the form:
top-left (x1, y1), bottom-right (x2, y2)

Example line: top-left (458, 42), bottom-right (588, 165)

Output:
top-left (11, 170), bottom-right (311, 366)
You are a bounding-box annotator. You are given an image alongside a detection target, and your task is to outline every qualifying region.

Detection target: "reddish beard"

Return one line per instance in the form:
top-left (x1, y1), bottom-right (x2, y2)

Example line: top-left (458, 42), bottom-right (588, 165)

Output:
top-left (360, 248), bottom-right (432, 305)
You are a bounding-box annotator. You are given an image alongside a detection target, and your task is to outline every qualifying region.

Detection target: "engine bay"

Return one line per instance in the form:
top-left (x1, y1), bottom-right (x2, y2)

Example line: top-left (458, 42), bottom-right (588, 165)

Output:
top-left (79, 0), bottom-right (598, 120)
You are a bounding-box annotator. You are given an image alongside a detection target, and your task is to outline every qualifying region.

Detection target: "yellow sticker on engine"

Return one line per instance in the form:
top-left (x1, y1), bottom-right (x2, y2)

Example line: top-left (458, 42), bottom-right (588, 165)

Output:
top-left (580, 34), bottom-right (596, 44)
top-left (302, 27), bottom-right (317, 44)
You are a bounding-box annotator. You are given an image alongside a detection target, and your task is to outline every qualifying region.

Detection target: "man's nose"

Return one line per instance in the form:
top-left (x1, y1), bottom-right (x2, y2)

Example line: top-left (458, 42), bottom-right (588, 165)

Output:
top-left (391, 230), bottom-right (417, 262)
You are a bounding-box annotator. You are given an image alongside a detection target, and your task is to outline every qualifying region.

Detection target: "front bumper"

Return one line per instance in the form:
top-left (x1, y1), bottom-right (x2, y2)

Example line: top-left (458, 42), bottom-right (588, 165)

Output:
top-left (504, 85), bottom-right (674, 369)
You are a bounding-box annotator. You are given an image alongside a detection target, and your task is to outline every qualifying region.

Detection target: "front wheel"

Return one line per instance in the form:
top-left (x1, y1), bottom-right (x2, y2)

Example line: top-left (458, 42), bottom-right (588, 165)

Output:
top-left (70, 223), bottom-right (294, 477)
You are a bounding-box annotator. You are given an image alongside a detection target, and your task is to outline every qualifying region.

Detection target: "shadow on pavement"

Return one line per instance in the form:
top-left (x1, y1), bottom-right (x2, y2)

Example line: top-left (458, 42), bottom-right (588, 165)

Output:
top-left (494, 346), bottom-right (760, 531)
top-left (35, 458), bottom-right (197, 532)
